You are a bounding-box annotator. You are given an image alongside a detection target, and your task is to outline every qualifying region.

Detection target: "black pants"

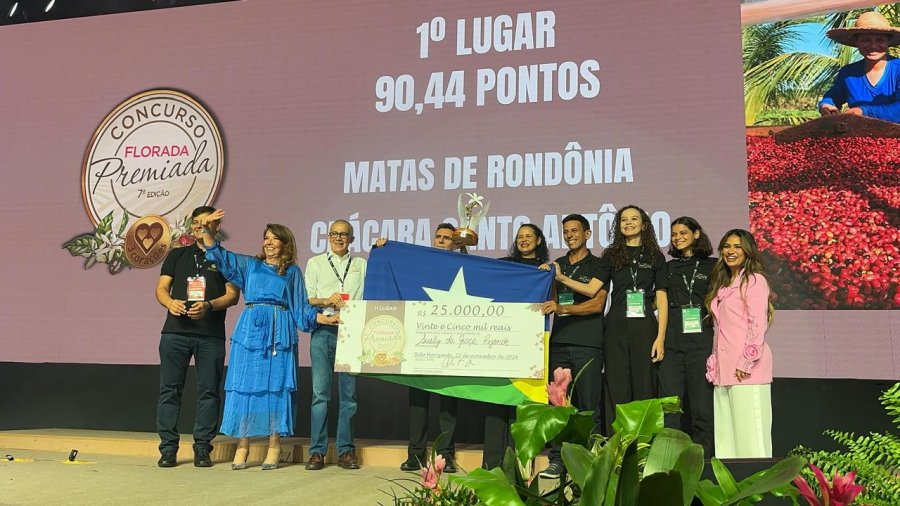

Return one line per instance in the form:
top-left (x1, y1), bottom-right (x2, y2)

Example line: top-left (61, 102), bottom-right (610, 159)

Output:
top-left (482, 403), bottom-right (515, 469)
top-left (658, 315), bottom-right (714, 456)
top-left (408, 388), bottom-right (458, 459)
top-left (157, 333), bottom-right (225, 453)
top-left (603, 312), bottom-right (659, 434)
top-left (548, 344), bottom-right (603, 464)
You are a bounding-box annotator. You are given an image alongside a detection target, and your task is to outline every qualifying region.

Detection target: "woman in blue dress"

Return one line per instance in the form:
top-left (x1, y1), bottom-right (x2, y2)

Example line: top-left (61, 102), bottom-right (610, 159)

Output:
top-left (199, 209), bottom-right (340, 470)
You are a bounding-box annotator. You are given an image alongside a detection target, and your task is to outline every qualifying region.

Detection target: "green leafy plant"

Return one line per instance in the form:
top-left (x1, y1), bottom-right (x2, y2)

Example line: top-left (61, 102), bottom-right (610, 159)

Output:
top-left (793, 382), bottom-right (900, 506)
top-left (450, 368), bottom-right (804, 505)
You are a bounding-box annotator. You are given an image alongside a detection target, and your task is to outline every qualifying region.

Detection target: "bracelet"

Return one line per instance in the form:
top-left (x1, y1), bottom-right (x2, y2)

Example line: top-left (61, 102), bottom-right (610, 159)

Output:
top-left (207, 301), bottom-right (213, 311)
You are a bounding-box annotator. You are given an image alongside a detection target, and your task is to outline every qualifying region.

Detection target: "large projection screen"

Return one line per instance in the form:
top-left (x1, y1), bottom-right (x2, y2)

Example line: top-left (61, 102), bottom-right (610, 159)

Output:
top-left (0, 0), bottom-right (895, 379)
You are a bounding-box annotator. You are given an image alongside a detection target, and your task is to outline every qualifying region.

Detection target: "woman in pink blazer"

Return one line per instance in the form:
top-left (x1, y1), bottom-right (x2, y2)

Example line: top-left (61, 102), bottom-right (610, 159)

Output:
top-left (704, 229), bottom-right (774, 458)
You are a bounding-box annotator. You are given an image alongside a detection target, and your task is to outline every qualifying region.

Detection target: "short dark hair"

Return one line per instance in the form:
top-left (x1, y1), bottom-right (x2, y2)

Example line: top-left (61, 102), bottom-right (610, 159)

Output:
top-left (562, 214), bottom-right (590, 231)
top-left (436, 223), bottom-right (455, 233)
top-left (191, 206), bottom-right (217, 219)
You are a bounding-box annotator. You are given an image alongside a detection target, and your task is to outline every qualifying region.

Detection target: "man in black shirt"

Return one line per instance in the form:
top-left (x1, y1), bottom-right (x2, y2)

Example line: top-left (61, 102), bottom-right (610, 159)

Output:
top-left (538, 214), bottom-right (607, 479)
top-left (401, 223), bottom-right (462, 473)
top-left (155, 206), bottom-right (239, 468)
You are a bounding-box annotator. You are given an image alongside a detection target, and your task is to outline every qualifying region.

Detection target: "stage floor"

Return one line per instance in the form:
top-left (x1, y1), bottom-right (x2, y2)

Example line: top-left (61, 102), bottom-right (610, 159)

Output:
top-left (0, 429), bottom-right (549, 505)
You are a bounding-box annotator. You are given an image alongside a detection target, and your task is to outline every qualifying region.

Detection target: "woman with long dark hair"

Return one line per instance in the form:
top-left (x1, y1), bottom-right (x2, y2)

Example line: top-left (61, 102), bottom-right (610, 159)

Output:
top-left (481, 223), bottom-right (549, 469)
top-left (599, 205), bottom-right (668, 430)
top-left (704, 229), bottom-right (774, 458)
top-left (199, 209), bottom-right (339, 470)
top-left (659, 217), bottom-right (715, 456)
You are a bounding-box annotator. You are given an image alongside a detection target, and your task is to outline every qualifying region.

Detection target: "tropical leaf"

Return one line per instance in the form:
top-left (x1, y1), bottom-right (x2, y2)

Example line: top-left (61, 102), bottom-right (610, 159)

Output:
top-left (510, 402), bottom-right (576, 467)
top-left (62, 233), bottom-right (96, 257)
top-left (560, 442), bottom-right (593, 489)
top-left (96, 211), bottom-right (114, 235)
top-left (673, 444), bottom-right (705, 506)
top-left (117, 210), bottom-right (130, 236)
top-left (449, 467), bottom-right (523, 506)
top-left (724, 456), bottom-right (805, 505)
top-left (636, 471), bottom-right (684, 506)
top-left (642, 428), bottom-right (693, 478)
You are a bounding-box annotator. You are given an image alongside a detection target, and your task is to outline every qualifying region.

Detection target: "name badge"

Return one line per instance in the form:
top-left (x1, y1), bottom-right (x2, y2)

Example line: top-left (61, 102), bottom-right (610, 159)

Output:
top-left (681, 307), bottom-right (702, 334)
top-left (186, 276), bottom-right (206, 302)
top-left (558, 292), bottom-right (575, 306)
top-left (626, 289), bottom-right (645, 318)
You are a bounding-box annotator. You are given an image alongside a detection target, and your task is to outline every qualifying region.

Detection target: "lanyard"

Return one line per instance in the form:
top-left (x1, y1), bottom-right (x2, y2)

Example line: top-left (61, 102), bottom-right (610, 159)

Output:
top-left (628, 248), bottom-right (643, 291)
top-left (563, 258), bottom-right (582, 279)
top-left (192, 250), bottom-right (206, 276)
top-left (327, 253), bottom-right (352, 291)
top-left (681, 259), bottom-right (700, 307)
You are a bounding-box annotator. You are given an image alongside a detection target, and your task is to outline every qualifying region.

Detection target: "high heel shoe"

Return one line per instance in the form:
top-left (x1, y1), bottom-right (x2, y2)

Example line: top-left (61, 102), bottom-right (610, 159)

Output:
top-left (231, 444), bottom-right (249, 470)
top-left (261, 447), bottom-right (281, 470)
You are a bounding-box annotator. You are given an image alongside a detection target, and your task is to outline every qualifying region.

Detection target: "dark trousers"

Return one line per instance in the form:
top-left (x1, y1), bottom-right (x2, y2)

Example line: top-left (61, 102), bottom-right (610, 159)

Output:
top-left (659, 316), bottom-right (714, 457)
top-left (157, 333), bottom-right (225, 453)
top-left (482, 403), bottom-right (515, 469)
top-left (408, 388), bottom-right (458, 459)
top-left (548, 344), bottom-right (604, 464)
top-left (603, 312), bottom-right (659, 434)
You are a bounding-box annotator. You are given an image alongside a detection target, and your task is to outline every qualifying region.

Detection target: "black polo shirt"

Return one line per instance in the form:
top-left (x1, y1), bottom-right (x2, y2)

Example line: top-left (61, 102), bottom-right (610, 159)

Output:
top-left (550, 251), bottom-right (604, 349)
top-left (599, 245), bottom-right (668, 313)
top-left (159, 244), bottom-right (229, 338)
top-left (666, 255), bottom-right (716, 332)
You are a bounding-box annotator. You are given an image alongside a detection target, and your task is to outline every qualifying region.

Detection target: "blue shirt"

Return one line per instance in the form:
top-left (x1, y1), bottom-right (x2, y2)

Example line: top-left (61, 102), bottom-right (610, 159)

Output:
top-left (819, 57), bottom-right (900, 123)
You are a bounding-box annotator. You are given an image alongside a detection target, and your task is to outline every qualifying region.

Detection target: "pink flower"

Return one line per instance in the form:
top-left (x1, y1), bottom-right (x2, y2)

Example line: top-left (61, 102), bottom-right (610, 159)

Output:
top-left (831, 469), bottom-right (865, 505)
top-left (421, 454), bottom-right (445, 490)
top-left (793, 463), bottom-right (865, 506)
top-left (546, 367), bottom-right (572, 407)
top-left (705, 354), bottom-right (718, 383)
top-left (742, 344), bottom-right (761, 361)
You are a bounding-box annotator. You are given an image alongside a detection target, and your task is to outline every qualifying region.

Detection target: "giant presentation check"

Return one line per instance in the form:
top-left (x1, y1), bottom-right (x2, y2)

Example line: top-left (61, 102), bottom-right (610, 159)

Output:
top-left (335, 300), bottom-right (546, 379)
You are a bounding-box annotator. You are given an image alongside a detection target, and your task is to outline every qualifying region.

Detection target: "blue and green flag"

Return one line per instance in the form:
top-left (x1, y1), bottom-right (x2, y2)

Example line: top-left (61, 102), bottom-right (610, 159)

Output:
top-left (362, 241), bottom-right (553, 405)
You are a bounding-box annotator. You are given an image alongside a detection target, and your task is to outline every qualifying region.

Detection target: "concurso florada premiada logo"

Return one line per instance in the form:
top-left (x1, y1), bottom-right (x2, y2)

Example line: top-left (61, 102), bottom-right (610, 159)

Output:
top-left (63, 89), bottom-right (225, 274)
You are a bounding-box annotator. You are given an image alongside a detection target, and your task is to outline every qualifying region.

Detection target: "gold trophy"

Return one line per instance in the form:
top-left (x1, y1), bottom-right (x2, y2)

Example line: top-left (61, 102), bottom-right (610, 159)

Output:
top-left (453, 192), bottom-right (490, 246)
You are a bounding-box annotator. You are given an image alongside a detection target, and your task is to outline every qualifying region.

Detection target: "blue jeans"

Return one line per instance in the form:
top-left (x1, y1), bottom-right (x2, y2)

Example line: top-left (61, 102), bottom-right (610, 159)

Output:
top-left (309, 326), bottom-right (357, 455)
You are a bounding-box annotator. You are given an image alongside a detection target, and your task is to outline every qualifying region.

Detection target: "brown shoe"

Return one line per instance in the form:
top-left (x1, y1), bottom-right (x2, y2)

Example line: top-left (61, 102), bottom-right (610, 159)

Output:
top-left (338, 450), bottom-right (360, 469)
top-left (305, 452), bottom-right (324, 470)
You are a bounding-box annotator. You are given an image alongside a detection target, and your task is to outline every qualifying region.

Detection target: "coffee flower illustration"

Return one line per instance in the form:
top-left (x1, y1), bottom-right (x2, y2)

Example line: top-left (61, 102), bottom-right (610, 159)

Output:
top-left (62, 210), bottom-right (129, 275)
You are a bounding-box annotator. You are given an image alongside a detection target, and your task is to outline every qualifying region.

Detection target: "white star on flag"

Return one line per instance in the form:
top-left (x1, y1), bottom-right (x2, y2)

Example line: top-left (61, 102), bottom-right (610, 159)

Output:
top-left (422, 267), bottom-right (494, 303)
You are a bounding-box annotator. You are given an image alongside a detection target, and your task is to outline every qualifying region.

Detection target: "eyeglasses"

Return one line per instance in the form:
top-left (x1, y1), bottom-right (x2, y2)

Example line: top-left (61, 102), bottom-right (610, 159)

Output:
top-left (328, 232), bottom-right (351, 239)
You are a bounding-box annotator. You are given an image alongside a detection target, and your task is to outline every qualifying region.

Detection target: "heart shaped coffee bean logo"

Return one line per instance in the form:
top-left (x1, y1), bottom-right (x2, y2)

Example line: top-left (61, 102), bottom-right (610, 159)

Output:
top-left (134, 222), bottom-right (165, 255)
top-left (124, 216), bottom-right (172, 269)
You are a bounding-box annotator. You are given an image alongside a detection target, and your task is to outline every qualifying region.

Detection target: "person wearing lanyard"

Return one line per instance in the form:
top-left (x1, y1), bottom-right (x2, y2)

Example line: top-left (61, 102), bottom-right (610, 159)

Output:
top-left (400, 223), bottom-right (463, 473)
top-left (598, 205), bottom-right (668, 434)
top-left (538, 214), bottom-right (608, 480)
top-left (704, 229), bottom-right (774, 458)
top-left (480, 223), bottom-right (550, 469)
top-left (196, 209), bottom-right (339, 470)
top-left (155, 206), bottom-right (240, 468)
top-left (305, 219), bottom-right (367, 470)
top-left (659, 217), bottom-right (716, 457)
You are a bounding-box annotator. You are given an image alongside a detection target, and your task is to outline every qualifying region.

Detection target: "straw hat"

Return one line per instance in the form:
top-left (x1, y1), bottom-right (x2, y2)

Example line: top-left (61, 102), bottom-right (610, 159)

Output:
top-left (826, 11), bottom-right (900, 47)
